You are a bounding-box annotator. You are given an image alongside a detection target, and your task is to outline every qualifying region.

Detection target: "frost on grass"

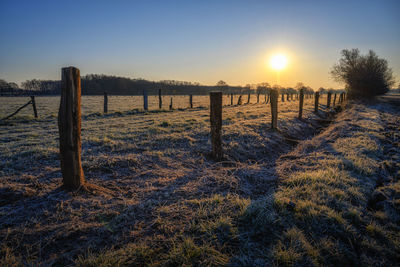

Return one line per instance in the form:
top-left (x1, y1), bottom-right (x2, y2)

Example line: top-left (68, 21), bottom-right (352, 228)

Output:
top-left (0, 95), bottom-right (334, 266)
top-left (235, 101), bottom-right (400, 266)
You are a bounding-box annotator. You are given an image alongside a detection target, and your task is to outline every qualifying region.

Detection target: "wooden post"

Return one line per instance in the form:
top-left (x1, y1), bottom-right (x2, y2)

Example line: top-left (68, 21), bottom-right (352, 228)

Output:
top-left (327, 92), bottom-right (332, 108)
top-left (158, 89), bottom-right (162, 109)
top-left (210, 92), bottom-right (223, 161)
top-left (237, 95), bottom-right (243, 105)
top-left (143, 90), bottom-right (148, 111)
top-left (266, 92), bottom-right (270, 104)
top-left (189, 94), bottom-right (193, 108)
top-left (314, 92), bottom-right (319, 113)
top-left (299, 88), bottom-right (304, 119)
top-left (333, 93), bottom-right (337, 106)
top-left (281, 93), bottom-right (285, 102)
top-left (270, 89), bottom-right (278, 130)
top-left (169, 97), bottom-right (173, 110)
top-left (247, 92), bottom-right (251, 104)
top-left (230, 93), bottom-right (233, 105)
top-left (58, 67), bottom-right (85, 190)
top-left (257, 93), bottom-right (260, 103)
top-left (287, 93), bottom-right (290, 101)
top-left (264, 92), bottom-right (267, 103)
top-left (103, 92), bottom-right (108, 113)
top-left (30, 96), bottom-right (38, 118)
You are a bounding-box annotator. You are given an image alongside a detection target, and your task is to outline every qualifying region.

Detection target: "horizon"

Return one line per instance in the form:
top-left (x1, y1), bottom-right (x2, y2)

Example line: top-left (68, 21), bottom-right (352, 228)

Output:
top-left (1, 0), bottom-right (399, 88)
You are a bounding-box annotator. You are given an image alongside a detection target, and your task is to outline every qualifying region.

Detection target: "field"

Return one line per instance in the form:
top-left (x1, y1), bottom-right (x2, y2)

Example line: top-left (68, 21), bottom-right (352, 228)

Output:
top-left (0, 94), bottom-right (273, 118)
top-left (1, 95), bottom-right (399, 266)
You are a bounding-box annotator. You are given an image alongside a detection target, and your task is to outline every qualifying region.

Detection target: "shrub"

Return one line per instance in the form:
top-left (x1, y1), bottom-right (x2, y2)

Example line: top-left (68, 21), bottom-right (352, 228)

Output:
top-left (331, 49), bottom-right (395, 98)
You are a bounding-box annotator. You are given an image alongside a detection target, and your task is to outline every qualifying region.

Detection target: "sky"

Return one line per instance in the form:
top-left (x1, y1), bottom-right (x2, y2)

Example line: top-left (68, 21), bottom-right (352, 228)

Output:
top-left (0, 0), bottom-right (399, 89)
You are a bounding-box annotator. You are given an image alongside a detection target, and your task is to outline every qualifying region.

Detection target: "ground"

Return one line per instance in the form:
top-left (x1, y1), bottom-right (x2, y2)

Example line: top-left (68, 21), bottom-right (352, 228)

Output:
top-left (1, 94), bottom-right (399, 266)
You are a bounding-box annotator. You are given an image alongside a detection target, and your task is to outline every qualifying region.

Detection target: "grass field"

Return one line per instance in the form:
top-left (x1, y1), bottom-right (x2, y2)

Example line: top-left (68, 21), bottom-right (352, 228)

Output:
top-left (1, 95), bottom-right (399, 266)
top-left (0, 94), bottom-right (288, 119)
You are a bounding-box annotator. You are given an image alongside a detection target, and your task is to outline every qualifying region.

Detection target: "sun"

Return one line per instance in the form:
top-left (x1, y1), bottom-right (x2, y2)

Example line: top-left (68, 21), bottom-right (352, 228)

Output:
top-left (270, 54), bottom-right (288, 71)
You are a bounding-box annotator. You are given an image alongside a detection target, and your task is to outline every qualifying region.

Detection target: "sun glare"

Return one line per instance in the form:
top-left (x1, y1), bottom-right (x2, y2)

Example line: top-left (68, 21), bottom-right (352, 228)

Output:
top-left (270, 54), bottom-right (288, 71)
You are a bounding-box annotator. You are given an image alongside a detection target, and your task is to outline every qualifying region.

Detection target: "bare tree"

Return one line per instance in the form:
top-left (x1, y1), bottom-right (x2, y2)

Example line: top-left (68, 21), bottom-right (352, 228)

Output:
top-left (331, 49), bottom-right (395, 98)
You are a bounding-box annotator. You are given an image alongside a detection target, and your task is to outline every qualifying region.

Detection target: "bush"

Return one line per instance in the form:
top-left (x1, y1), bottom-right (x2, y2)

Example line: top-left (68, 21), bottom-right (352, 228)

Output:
top-left (331, 49), bottom-right (395, 98)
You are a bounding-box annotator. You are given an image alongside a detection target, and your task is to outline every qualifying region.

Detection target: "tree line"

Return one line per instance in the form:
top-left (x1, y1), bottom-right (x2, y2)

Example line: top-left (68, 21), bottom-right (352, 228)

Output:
top-left (1, 75), bottom-right (345, 96)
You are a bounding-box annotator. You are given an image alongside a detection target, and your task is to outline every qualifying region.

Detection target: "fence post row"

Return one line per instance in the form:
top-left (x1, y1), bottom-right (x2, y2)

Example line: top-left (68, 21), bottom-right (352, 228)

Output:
top-left (103, 92), bottom-right (108, 113)
top-left (58, 66), bottom-right (85, 190)
top-left (189, 94), bottom-right (193, 108)
top-left (270, 89), bottom-right (278, 130)
top-left (327, 92), bottom-right (331, 108)
top-left (210, 92), bottom-right (223, 161)
top-left (314, 91), bottom-right (320, 113)
top-left (30, 96), bottom-right (38, 118)
top-left (298, 88), bottom-right (304, 119)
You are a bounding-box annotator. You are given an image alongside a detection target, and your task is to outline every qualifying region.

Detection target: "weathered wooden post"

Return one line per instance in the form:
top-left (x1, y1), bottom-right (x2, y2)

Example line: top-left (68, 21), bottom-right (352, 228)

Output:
top-left (143, 90), bottom-right (148, 111)
top-left (327, 92), bottom-right (332, 108)
top-left (314, 92), bottom-right (320, 113)
top-left (237, 95), bottom-right (243, 105)
top-left (103, 92), bottom-right (108, 113)
top-left (158, 89), bottom-right (162, 109)
top-left (230, 93), bottom-right (233, 105)
top-left (287, 93), bottom-right (290, 101)
top-left (58, 67), bottom-right (85, 190)
top-left (299, 88), bottom-right (304, 119)
top-left (189, 94), bottom-right (193, 108)
top-left (169, 97), bottom-right (173, 110)
top-left (257, 93), bottom-right (260, 103)
top-left (264, 92), bottom-right (267, 103)
top-left (281, 93), bottom-right (285, 102)
top-left (270, 89), bottom-right (278, 130)
top-left (30, 96), bottom-right (38, 118)
top-left (333, 93), bottom-right (337, 106)
top-left (247, 92), bottom-right (251, 104)
top-left (210, 92), bottom-right (223, 161)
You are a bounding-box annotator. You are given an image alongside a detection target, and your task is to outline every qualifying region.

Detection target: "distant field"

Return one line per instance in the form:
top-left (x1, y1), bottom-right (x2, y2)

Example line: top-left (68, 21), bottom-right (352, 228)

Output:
top-left (0, 94), bottom-right (282, 118)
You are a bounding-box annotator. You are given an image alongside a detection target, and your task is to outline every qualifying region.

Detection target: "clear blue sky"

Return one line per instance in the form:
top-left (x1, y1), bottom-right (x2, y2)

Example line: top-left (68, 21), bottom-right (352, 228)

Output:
top-left (1, 0), bottom-right (399, 88)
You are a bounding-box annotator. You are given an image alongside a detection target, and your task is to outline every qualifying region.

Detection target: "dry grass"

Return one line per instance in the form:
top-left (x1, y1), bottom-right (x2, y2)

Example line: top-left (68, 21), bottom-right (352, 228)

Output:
top-left (235, 100), bottom-right (400, 266)
top-left (2, 95), bottom-right (399, 266)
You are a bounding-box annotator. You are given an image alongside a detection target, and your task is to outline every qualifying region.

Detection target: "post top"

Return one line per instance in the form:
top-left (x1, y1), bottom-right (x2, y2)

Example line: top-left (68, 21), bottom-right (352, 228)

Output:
top-left (62, 66), bottom-right (80, 72)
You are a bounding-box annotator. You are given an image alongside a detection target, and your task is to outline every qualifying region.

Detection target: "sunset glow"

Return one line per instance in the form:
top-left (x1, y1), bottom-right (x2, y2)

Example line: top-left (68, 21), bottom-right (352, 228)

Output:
top-left (270, 54), bottom-right (288, 71)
